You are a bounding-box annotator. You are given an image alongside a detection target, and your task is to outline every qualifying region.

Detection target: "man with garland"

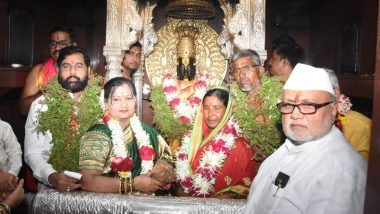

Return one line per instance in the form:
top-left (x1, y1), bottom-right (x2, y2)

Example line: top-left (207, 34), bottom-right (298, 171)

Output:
top-left (24, 46), bottom-right (103, 192)
top-left (230, 49), bottom-right (283, 161)
top-left (244, 64), bottom-right (367, 213)
top-left (19, 25), bottom-right (77, 117)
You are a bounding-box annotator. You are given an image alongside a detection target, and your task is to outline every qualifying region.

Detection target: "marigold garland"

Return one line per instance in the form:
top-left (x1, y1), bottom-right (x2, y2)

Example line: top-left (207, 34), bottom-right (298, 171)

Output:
top-left (38, 75), bottom-right (103, 172)
top-left (232, 76), bottom-right (283, 162)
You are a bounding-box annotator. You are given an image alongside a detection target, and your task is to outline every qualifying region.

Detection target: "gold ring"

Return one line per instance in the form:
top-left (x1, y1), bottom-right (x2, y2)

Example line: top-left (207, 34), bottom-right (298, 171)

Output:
top-left (65, 186), bottom-right (70, 192)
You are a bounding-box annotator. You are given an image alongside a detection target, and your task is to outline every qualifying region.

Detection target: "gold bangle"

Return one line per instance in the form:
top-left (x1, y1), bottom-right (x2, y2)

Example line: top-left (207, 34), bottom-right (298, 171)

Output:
top-left (124, 177), bottom-right (129, 193)
top-left (0, 202), bottom-right (10, 214)
top-left (119, 178), bottom-right (126, 194)
top-left (129, 177), bottom-right (133, 193)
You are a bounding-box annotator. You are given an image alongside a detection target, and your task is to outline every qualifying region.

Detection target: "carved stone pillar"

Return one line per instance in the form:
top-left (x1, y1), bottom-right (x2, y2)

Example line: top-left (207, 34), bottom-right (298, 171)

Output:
top-left (132, 69), bottom-right (143, 119)
top-left (228, 0), bottom-right (267, 62)
top-left (104, 0), bottom-right (143, 81)
top-left (104, 0), bottom-right (144, 117)
top-left (103, 0), bottom-right (124, 81)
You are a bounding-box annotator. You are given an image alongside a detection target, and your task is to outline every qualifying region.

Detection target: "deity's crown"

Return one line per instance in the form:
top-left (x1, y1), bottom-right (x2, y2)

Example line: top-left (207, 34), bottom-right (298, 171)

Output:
top-left (175, 22), bottom-right (199, 40)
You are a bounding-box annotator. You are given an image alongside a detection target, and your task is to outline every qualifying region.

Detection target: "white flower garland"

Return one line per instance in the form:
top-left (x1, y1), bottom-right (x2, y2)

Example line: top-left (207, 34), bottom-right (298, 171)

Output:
top-left (106, 115), bottom-right (154, 174)
top-left (130, 115), bottom-right (154, 174)
top-left (175, 117), bottom-right (240, 197)
top-left (163, 73), bottom-right (209, 123)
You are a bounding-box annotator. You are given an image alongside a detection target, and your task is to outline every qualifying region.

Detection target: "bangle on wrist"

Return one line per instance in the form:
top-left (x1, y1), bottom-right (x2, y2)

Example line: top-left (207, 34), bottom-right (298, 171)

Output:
top-left (128, 177), bottom-right (133, 193)
top-left (0, 202), bottom-right (11, 214)
top-left (119, 178), bottom-right (126, 194)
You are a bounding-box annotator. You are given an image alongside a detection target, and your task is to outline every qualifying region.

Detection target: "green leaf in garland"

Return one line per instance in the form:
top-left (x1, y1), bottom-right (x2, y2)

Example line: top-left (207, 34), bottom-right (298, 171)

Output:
top-left (232, 76), bottom-right (283, 162)
top-left (37, 75), bottom-right (103, 172)
top-left (151, 85), bottom-right (191, 140)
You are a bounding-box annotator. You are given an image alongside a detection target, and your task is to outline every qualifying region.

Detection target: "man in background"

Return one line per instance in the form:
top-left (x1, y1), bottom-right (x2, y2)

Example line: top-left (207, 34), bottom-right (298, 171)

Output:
top-left (19, 26), bottom-right (76, 117)
top-left (324, 68), bottom-right (371, 160)
top-left (268, 35), bottom-right (304, 82)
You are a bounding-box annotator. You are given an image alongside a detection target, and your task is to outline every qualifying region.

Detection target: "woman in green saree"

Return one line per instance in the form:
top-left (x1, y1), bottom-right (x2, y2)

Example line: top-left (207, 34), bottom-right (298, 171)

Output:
top-left (79, 77), bottom-right (174, 194)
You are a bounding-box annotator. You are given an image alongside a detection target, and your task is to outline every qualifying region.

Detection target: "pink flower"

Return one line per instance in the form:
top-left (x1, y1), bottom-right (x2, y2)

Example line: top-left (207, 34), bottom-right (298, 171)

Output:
top-left (164, 73), bottom-right (173, 79)
top-left (180, 116), bottom-right (191, 124)
top-left (211, 139), bottom-right (225, 153)
top-left (180, 176), bottom-right (193, 188)
top-left (163, 86), bottom-right (177, 93)
top-left (169, 98), bottom-right (180, 107)
top-left (140, 145), bottom-right (156, 160)
top-left (196, 80), bottom-right (207, 88)
top-left (195, 166), bottom-right (214, 180)
top-left (111, 157), bottom-right (133, 174)
top-left (189, 97), bottom-right (201, 106)
top-left (178, 153), bottom-right (188, 160)
top-left (223, 125), bottom-right (237, 136)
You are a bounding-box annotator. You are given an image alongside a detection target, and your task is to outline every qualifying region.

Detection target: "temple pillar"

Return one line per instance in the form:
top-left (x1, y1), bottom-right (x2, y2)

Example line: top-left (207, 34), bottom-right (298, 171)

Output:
top-left (228, 0), bottom-right (267, 62)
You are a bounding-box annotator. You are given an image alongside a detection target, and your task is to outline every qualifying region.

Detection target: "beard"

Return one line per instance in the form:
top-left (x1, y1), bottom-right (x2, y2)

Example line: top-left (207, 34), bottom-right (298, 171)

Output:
top-left (58, 74), bottom-right (88, 93)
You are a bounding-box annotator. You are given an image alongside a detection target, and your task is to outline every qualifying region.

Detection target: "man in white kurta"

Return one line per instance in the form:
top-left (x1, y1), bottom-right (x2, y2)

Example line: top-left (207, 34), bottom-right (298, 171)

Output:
top-left (244, 63), bottom-right (367, 214)
top-left (0, 119), bottom-right (22, 176)
top-left (0, 118), bottom-right (22, 193)
top-left (24, 46), bottom-right (100, 192)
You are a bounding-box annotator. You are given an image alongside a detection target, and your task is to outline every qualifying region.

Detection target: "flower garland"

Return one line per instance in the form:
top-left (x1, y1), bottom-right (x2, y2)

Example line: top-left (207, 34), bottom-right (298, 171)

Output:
top-left (163, 73), bottom-right (209, 124)
top-left (335, 94), bottom-right (352, 131)
top-left (337, 94), bottom-right (352, 116)
top-left (232, 76), bottom-right (282, 162)
top-left (103, 113), bottom-right (156, 177)
top-left (175, 117), bottom-right (240, 197)
top-left (38, 75), bottom-right (103, 172)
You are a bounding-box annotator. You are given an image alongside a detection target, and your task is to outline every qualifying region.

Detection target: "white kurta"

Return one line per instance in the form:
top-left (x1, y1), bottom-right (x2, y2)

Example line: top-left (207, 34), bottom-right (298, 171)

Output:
top-left (0, 119), bottom-right (22, 175)
top-left (24, 96), bottom-right (54, 185)
top-left (244, 126), bottom-right (367, 214)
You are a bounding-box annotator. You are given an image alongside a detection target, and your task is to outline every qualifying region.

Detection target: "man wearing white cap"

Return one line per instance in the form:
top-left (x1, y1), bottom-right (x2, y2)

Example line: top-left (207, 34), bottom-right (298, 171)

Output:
top-left (244, 63), bottom-right (367, 214)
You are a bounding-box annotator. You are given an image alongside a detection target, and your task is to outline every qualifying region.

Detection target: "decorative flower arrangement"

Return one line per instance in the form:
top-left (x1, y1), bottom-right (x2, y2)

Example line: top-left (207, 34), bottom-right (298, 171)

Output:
top-left (335, 94), bottom-right (352, 131)
top-left (175, 117), bottom-right (240, 197)
top-left (103, 113), bottom-right (156, 177)
top-left (162, 73), bottom-right (209, 124)
top-left (337, 94), bottom-right (352, 116)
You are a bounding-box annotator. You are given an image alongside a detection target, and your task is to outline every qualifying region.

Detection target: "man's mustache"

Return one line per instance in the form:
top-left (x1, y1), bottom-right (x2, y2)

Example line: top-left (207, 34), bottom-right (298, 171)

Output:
top-left (65, 75), bottom-right (80, 82)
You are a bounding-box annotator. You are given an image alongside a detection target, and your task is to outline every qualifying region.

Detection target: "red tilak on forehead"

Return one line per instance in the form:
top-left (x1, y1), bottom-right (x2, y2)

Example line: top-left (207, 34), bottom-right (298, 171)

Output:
top-left (294, 92), bottom-right (302, 103)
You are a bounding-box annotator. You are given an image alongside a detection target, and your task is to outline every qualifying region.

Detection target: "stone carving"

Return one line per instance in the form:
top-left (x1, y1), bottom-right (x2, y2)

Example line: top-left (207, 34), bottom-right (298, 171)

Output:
top-left (104, 0), bottom-right (144, 81)
top-left (121, 0), bottom-right (143, 50)
top-left (142, 3), bottom-right (158, 57)
top-left (216, 2), bottom-right (234, 60)
top-left (228, 0), bottom-right (267, 61)
top-left (228, 3), bottom-right (249, 50)
top-left (253, 0), bottom-right (265, 50)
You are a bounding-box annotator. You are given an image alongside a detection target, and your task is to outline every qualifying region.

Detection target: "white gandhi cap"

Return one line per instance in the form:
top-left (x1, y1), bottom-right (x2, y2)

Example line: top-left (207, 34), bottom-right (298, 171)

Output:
top-left (283, 63), bottom-right (335, 96)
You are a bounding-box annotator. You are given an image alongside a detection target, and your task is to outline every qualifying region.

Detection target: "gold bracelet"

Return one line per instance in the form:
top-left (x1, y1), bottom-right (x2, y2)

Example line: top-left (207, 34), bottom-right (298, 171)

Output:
top-left (129, 177), bottom-right (133, 193)
top-left (0, 202), bottom-right (10, 214)
top-left (119, 178), bottom-right (126, 194)
top-left (124, 177), bottom-right (129, 193)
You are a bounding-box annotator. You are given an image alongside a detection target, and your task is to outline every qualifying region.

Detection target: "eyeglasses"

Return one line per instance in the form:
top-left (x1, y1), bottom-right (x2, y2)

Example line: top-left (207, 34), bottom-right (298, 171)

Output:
top-left (48, 40), bottom-right (71, 48)
top-left (232, 64), bottom-right (260, 73)
top-left (276, 101), bottom-right (334, 115)
top-left (60, 63), bottom-right (85, 72)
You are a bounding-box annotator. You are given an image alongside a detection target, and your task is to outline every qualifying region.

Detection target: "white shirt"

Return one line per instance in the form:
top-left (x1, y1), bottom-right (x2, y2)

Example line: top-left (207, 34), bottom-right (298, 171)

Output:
top-left (0, 119), bottom-right (22, 175)
top-left (24, 96), bottom-right (54, 185)
top-left (244, 126), bottom-right (367, 214)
